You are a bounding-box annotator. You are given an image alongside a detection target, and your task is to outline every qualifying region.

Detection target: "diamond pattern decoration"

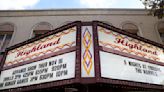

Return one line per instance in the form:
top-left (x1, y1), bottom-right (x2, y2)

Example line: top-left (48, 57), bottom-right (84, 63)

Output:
top-left (82, 27), bottom-right (93, 75)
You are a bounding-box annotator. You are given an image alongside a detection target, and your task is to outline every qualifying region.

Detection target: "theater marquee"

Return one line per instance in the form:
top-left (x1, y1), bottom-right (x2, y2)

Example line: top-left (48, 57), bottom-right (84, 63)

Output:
top-left (0, 21), bottom-right (163, 92)
top-left (97, 25), bottom-right (164, 86)
top-left (0, 22), bottom-right (79, 91)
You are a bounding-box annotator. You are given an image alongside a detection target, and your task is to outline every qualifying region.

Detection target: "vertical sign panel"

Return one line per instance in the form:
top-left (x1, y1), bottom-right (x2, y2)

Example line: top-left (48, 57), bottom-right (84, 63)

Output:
top-left (81, 26), bottom-right (95, 77)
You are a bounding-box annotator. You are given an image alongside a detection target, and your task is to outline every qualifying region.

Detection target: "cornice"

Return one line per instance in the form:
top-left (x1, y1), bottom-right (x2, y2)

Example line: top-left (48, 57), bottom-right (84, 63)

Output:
top-left (0, 8), bottom-right (149, 17)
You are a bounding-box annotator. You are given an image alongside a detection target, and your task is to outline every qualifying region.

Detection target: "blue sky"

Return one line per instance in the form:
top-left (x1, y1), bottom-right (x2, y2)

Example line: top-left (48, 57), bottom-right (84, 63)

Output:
top-left (34, 0), bottom-right (81, 9)
top-left (0, 0), bottom-right (145, 10)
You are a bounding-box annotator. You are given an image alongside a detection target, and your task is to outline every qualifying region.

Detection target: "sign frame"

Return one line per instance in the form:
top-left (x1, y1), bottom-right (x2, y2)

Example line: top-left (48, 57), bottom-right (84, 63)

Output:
top-left (92, 21), bottom-right (164, 90)
top-left (0, 21), bottom-right (82, 92)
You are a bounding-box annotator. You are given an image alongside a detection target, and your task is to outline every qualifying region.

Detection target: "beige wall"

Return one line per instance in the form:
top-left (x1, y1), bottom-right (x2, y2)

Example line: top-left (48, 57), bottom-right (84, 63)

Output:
top-left (0, 9), bottom-right (164, 46)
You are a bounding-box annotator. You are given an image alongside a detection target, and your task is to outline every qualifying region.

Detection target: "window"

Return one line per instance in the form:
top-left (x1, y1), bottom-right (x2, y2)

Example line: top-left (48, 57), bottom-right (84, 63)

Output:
top-left (0, 23), bottom-right (14, 52)
top-left (32, 22), bottom-right (53, 38)
top-left (122, 23), bottom-right (139, 36)
top-left (157, 22), bottom-right (164, 44)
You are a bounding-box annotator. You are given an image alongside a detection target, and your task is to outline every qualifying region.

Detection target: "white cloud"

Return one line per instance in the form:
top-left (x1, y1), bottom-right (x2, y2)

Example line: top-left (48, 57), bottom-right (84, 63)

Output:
top-left (127, 0), bottom-right (145, 8)
top-left (80, 0), bottom-right (116, 8)
top-left (0, 0), bottom-right (40, 10)
top-left (79, 0), bottom-right (144, 8)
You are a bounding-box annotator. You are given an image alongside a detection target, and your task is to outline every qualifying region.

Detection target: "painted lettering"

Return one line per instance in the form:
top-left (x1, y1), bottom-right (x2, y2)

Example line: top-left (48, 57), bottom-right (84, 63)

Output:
top-left (114, 38), bottom-right (158, 56)
top-left (16, 38), bottom-right (61, 58)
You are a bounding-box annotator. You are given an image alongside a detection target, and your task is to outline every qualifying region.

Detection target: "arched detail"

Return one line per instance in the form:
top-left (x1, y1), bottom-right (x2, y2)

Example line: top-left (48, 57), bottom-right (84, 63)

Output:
top-left (120, 21), bottom-right (141, 36)
top-left (0, 23), bottom-right (14, 31)
top-left (31, 22), bottom-right (53, 38)
top-left (33, 22), bottom-right (53, 30)
top-left (0, 22), bottom-right (16, 51)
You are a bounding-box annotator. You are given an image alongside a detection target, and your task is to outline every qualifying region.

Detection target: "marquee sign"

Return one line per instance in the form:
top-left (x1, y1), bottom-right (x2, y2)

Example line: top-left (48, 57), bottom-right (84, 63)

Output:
top-left (100, 51), bottom-right (164, 85)
top-left (4, 27), bottom-right (76, 67)
top-left (0, 22), bottom-right (79, 92)
top-left (0, 52), bottom-right (76, 90)
top-left (98, 26), bottom-right (164, 63)
top-left (0, 21), bottom-right (163, 92)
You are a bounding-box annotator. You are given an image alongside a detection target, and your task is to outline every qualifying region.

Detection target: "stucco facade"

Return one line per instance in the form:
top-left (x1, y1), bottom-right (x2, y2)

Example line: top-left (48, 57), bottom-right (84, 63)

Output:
top-left (0, 9), bottom-right (164, 49)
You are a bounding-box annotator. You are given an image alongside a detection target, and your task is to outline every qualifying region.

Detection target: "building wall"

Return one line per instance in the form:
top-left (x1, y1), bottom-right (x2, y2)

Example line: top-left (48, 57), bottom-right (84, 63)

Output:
top-left (0, 9), bottom-right (164, 47)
